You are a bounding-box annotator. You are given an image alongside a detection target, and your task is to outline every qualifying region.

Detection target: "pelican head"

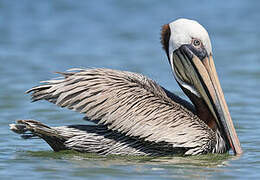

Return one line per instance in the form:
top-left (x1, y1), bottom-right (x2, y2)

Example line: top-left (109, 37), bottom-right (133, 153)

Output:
top-left (161, 18), bottom-right (242, 155)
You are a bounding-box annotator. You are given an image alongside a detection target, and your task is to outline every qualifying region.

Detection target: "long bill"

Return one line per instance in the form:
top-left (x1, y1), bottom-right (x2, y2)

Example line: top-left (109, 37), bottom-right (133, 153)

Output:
top-left (170, 45), bottom-right (242, 155)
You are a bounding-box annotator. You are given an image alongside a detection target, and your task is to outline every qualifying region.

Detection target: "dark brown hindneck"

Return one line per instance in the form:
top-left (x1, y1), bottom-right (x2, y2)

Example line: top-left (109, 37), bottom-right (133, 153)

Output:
top-left (160, 24), bottom-right (171, 60)
top-left (181, 86), bottom-right (217, 130)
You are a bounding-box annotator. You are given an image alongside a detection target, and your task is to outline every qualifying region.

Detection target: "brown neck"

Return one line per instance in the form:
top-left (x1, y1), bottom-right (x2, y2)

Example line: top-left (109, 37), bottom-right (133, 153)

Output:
top-left (181, 86), bottom-right (217, 130)
top-left (160, 24), bottom-right (171, 60)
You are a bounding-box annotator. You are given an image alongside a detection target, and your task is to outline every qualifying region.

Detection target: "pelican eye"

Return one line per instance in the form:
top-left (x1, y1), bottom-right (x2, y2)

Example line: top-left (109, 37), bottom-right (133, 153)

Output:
top-left (192, 39), bottom-right (201, 47)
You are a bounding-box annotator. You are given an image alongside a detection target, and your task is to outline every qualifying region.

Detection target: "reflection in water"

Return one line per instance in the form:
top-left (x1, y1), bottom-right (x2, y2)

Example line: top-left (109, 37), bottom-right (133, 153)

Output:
top-left (23, 150), bottom-right (237, 179)
top-left (25, 150), bottom-right (232, 166)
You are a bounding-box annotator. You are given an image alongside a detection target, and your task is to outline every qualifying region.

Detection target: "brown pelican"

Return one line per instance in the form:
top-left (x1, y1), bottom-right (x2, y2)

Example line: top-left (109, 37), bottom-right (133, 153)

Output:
top-left (10, 18), bottom-right (242, 156)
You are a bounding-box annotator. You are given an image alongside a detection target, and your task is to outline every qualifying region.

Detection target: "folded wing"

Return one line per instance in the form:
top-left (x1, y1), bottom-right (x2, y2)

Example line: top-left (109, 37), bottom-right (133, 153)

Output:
top-left (27, 68), bottom-right (215, 154)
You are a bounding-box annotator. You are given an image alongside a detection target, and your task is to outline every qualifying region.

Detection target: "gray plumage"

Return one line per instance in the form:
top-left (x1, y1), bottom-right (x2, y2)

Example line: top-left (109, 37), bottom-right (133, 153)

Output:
top-left (10, 68), bottom-right (226, 155)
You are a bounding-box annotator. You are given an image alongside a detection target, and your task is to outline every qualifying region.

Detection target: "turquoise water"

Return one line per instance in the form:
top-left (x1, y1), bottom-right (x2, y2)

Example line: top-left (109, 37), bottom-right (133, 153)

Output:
top-left (1, 0), bottom-right (260, 179)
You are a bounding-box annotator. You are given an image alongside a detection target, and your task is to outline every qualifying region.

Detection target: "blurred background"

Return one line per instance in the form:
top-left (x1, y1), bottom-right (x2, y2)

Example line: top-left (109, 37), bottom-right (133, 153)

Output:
top-left (0, 0), bottom-right (259, 179)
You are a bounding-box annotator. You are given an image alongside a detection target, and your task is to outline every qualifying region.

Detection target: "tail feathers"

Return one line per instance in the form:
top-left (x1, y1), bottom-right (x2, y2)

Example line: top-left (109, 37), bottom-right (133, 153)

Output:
top-left (10, 120), bottom-right (182, 156)
top-left (10, 120), bottom-right (68, 151)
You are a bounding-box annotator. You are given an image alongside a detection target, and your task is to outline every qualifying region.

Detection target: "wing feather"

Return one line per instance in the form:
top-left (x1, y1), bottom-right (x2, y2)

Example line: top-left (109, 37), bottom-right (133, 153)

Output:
top-left (27, 68), bottom-right (215, 154)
